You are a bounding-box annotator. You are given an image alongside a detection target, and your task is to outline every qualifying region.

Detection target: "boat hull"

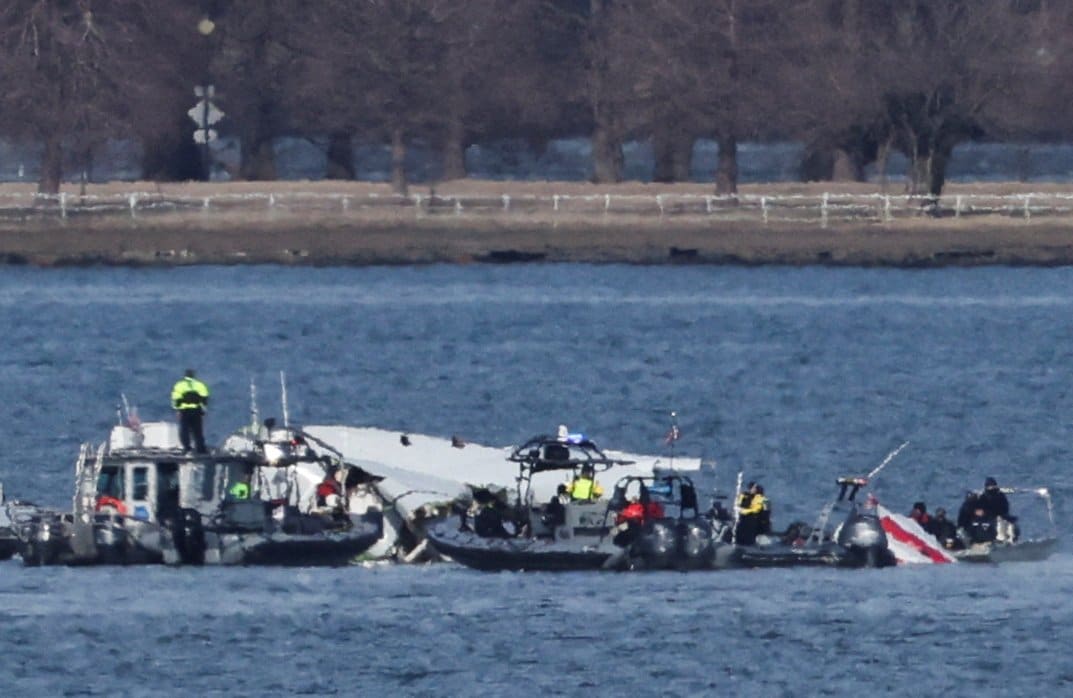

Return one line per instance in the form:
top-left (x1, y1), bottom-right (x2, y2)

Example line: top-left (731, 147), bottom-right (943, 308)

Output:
top-left (953, 537), bottom-right (1058, 563)
top-left (17, 509), bottom-right (382, 567)
top-left (427, 522), bottom-right (615, 571)
top-left (200, 512), bottom-right (383, 566)
top-left (733, 543), bottom-right (896, 569)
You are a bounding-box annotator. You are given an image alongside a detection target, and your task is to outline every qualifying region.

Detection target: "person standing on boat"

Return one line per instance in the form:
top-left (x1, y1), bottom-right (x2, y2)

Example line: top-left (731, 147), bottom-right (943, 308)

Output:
top-left (735, 483), bottom-right (769, 545)
top-left (977, 477), bottom-right (1014, 542)
top-left (977, 477), bottom-right (1009, 520)
top-left (171, 369), bottom-right (210, 453)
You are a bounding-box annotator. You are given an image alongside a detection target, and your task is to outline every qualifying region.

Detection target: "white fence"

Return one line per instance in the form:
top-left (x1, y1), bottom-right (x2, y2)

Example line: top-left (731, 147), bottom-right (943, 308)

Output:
top-left (1, 190), bottom-right (1070, 226)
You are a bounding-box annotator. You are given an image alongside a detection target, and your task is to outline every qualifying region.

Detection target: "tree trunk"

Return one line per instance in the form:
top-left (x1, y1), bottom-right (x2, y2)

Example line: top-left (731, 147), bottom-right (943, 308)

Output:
top-left (39, 135), bottom-right (63, 194)
top-left (905, 139), bottom-right (952, 210)
top-left (240, 128), bottom-right (277, 181)
top-left (831, 149), bottom-right (864, 182)
top-left (907, 155), bottom-right (930, 197)
top-left (927, 145), bottom-right (951, 198)
top-left (325, 131), bottom-right (355, 180)
top-left (391, 127), bottom-right (408, 195)
top-left (441, 118), bottom-right (467, 181)
top-left (874, 135), bottom-right (893, 191)
top-left (715, 134), bottom-right (738, 195)
top-left (591, 123), bottom-right (623, 183)
top-left (653, 127), bottom-right (692, 183)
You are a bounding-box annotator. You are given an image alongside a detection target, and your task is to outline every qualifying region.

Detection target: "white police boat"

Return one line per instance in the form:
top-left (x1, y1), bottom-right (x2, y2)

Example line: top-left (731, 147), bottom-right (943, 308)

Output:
top-left (12, 419), bottom-right (382, 566)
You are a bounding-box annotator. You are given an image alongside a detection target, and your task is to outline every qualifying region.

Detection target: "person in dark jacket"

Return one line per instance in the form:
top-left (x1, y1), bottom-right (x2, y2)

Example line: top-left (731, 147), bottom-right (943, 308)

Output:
top-left (977, 477), bottom-right (1010, 520)
top-left (930, 507), bottom-right (960, 549)
top-left (542, 484), bottom-right (569, 529)
top-left (966, 506), bottom-right (997, 544)
top-left (909, 501), bottom-right (932, 531)
top-left (957, 491), bottom-right (979, 530)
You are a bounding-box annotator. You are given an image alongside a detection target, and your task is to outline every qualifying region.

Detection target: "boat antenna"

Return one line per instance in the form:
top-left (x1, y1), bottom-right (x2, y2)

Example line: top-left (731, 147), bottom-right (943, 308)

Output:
top-left (730, 470), bottom-right (743, 545)
top-left (664, 411), bottom-right (680, 468)
top-left (866, 441), bottom-right (909, 483)
top-left (280, 370), bottom-right (289, 428)
top-left (249, 377), bottom-right (259, 432)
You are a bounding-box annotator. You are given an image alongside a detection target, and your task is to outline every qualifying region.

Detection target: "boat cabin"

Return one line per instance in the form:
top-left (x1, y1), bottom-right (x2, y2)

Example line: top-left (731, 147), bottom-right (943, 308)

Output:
top-left (90, 422), bottom-right (254, 524)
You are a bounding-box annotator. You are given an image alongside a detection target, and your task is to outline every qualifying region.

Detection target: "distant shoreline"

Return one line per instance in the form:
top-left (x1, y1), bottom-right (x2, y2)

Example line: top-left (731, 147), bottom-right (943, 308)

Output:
top-left (0, 180), bottom-right (1071, 267)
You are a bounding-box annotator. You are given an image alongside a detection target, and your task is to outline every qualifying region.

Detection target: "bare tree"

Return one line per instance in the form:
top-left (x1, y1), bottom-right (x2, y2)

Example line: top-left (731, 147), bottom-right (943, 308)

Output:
top-left (815, 0), bottom-right (1047, 197)
top-left (209, 0), bottom-right (314, 181)
top-left (301, 0), bottom-right (461, 193)
top-left (607, 0), bottom-right (800, 192)
top-left (0, 1), bottom-right (198, 193)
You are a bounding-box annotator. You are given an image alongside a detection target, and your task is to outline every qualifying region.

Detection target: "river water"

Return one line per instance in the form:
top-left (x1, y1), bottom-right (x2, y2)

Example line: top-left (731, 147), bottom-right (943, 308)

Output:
top-left (1, 264), bottom-right (1071, 695)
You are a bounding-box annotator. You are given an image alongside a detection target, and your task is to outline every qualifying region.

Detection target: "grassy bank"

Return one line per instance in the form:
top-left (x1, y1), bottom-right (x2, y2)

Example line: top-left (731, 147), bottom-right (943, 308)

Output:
top-left (0, 180), bottom-right (1070, 266)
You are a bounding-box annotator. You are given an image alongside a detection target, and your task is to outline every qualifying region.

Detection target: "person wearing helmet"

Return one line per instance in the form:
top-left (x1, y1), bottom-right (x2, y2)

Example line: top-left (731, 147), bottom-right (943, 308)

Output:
top-left (566, 464), bottom-right (604, 501)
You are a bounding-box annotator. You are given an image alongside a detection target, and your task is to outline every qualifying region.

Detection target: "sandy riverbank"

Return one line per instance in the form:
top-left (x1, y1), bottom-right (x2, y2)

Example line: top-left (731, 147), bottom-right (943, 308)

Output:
top-left (0, 180), bottom-right (1070, 266)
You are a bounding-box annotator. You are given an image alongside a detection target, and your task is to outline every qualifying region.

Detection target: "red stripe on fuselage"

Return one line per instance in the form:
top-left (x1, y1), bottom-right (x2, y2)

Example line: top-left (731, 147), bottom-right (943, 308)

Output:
top-left (881, 517), bottom-right (953, 564)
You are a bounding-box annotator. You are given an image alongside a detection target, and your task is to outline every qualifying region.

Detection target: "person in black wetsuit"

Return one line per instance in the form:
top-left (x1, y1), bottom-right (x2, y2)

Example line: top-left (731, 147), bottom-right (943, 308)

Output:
top-left (977, 477), bottom-right (1010, 520)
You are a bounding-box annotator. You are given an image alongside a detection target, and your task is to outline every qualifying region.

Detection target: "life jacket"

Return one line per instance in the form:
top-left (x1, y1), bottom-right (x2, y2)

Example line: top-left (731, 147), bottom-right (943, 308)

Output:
top-left (616, 501), bottom-right (646, 525)
top-left (616, 500), bottom-right (665, 526)
top-left (569, 476), bottom-right (597, 501)
top-left (171, 376), bottom-right (210, 411)
top-left (741, 493), bottom-right (766, 516)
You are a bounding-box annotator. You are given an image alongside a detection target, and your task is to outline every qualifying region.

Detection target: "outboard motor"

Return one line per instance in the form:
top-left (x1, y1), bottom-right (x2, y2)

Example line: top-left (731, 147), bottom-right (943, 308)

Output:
top-left (94, 513), bottom-right (129, 564)
top-left (678, 519), bottom-right (715, 570)
top-left (21, 518), bottom-right (62, 566)
top-left (634, 520), bottom-right (677, 569)
top-left (836, 509), bottom-right (894, 568)
top-left (173, 508), bottom-right (206, 565)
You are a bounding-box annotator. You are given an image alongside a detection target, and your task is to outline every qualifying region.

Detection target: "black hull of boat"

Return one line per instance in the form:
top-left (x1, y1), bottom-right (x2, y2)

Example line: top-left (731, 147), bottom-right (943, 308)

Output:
top-left (734, 544), bottom-right (896, 569)
top-left (17, 511), bottom-right (382, 568)
top-left (205, 530), bottom-right (381, 566)
top-left (428, 535), bottom-right (612, 571)
top-left (0, 536), bottom-right (20, 561)
top-left (953, 537), bottom-right (1058, 563)
top-left (199, 511), bottom-right (383, 566)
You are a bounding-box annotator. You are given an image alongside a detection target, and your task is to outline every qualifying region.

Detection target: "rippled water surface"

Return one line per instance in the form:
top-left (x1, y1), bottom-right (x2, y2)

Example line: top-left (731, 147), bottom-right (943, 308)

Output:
top-left (1, 264), bottom-right (1072, 695)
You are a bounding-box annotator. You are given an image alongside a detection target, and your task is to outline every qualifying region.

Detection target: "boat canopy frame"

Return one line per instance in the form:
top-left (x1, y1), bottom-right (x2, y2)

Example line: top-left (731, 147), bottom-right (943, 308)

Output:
top-left (508, 434), bottom-right (635, 508)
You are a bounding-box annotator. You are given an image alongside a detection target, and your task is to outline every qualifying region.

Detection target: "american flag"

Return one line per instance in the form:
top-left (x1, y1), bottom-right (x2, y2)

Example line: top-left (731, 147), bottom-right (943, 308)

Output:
top-left (664, 424), bottom-right (680, 445)
top-left (127, 407), bottom-right (141, 430)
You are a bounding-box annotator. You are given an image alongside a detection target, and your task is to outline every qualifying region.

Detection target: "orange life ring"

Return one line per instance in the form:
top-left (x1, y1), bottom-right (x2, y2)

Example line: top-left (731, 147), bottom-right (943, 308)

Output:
top-left (95, 495), bottom-right (128, 516)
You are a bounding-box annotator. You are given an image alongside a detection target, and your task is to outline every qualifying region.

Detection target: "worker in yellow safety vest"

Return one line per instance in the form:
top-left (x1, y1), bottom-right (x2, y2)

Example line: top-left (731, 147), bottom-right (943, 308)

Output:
top-left (171, 369), bottom-right (211, 453)
top-left (566, 465), bottom-right (604, 502)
